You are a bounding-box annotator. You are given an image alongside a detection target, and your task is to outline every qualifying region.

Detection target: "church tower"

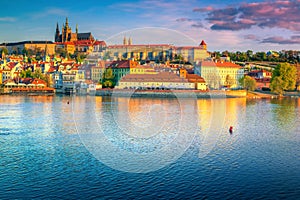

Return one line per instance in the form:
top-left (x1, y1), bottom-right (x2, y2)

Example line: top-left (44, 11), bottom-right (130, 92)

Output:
top-left (128, 37), bottom-right (132, 45)
top-left (199, 40), bottom-right (207, 50)
top-left (55, 22), bottom-right (60, 42)
top-left (123, 36), bottom-right (128, 45)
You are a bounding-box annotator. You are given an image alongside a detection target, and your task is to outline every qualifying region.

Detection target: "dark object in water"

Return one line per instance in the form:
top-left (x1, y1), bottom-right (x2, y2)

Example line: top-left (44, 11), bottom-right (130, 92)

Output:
top-left (229, 126), bottom-right (233, 134)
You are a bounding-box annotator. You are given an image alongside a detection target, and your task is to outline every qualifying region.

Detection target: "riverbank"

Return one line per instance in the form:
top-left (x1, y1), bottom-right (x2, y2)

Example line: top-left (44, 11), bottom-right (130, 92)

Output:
top-left (95, 89), bottom-right (247, 98)
top-left (247, 90), bottom-right (300, 99)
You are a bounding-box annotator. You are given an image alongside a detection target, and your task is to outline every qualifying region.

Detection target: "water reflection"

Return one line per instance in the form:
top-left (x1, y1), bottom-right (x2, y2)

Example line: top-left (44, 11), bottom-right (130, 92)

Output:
top-left (270, 98), bottom-right (298, 133)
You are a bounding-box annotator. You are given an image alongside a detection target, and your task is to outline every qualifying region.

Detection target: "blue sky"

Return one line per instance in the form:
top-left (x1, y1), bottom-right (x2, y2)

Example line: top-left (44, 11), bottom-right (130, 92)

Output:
top-left (1, 0), bottom-right (300, 52)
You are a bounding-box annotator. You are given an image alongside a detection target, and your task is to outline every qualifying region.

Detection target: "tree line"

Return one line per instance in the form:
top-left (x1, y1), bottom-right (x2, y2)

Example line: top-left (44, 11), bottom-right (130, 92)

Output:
top-left (212, 50), bottom-right (300, 63)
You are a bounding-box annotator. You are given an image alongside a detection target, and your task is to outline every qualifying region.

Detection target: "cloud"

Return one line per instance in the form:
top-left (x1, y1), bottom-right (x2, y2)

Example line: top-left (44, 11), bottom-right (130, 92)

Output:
top-left (191, 23), bottom-right (203, 28)
top-left (261, 35), bottom-right (300, 44)
top-left (193, 6), bottom-right (214, 12)
top-left (0, 17), bottom-right (16, 22)
top-left (193, 0), bottom-right (300, 31)
top-left (32, 8), bottom-right (68, 19)
top-left (176, 18), bottom-right (192, 22)
top-left (244, 34), bottom-right (259, 40)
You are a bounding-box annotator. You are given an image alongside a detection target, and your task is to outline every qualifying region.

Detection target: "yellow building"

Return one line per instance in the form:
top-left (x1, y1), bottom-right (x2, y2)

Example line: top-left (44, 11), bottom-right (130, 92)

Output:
top-left (179, 68), bottom-right (207, 90)
top-left (130, 65), bottom-right (157, 74)
top-left (0, 70), bottom-right (2, 84)
top-left (4, 41), bottom-right (56, 55)
top-left (116, 72), bottom-right (195, 89)
top-left (176, 40), bottom-right (209, 63)
top-left (195, 61), bottom-right (244, 89)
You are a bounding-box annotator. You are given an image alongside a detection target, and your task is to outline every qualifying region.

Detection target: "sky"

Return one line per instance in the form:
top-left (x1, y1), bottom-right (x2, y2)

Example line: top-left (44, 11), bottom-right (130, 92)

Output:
top-left (1, 0), bottom-right (300, 52)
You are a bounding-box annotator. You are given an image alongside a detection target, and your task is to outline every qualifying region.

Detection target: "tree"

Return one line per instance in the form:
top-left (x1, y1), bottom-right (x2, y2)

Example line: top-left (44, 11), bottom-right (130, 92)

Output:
top-left (270, 77), bottom-right (284, 95)
top-left (32, 68), bottom-right (44, 79)
top-left (225, 74), bottom-right (235, 88)
top-left (270, 63), bottom-right (297, 94)
top-left (20, 69), bottom-right (33, 78)
top-left (239, 76), bottom-right (256, 91)
top-left (102, 68), bottom-right (115, 88)
top-left (1, 47), bottom-right (9, 56)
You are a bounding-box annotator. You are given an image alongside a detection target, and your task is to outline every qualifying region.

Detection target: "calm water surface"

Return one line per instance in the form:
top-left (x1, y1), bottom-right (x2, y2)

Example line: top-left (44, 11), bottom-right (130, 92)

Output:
top-left (0, 95), bottom-right (299, 199)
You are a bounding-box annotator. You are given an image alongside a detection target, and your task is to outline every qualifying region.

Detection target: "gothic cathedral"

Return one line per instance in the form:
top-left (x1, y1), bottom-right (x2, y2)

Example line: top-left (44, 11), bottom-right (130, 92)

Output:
top-left (55, 18), bottom-right (94, 43)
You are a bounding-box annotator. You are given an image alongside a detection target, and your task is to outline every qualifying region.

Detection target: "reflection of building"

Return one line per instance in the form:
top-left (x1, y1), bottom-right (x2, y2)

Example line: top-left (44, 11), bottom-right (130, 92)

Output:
top-left (194, 61), bottom-right (244, 89)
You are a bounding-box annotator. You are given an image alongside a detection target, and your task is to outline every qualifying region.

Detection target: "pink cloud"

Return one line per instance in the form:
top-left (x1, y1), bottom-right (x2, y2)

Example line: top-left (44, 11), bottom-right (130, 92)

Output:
top-left (194, 0), bottom-right (300, 31)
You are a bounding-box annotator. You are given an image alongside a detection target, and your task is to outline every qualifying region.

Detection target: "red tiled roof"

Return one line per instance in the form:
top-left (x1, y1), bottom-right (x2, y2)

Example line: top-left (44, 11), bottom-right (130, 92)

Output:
top-left (108, 60), bottom-right (138, 69)
top-left (200, 40), bottom-right (206, 46)
top-left (108, 44), bottom-right (173, 48)
top-left (215, 62), bottom-right (241, 68)
top-left (176, 46), bottom-right (205, 50)
top-left (47, 67), bottom-right (56, 73)
top-left (186, 74), bottom-right (206, 83)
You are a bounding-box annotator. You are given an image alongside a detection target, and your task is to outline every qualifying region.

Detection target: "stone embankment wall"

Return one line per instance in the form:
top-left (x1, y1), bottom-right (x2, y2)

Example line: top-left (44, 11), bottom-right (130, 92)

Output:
top-left (96, 89), bottom-right (247, 98)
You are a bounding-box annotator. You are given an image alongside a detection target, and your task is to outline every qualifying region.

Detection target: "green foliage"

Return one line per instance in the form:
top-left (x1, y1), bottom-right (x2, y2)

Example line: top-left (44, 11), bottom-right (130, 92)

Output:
top-left (20, 69), bottom-right (33, 78)
top-left (56, 48), bottom-right (67, 58)
top-left (1, 47), bottom-right (9, 55)
top-left (239, 76), bottom-right (256, 91)
top-left (32, 68), bottom-right (44, 79)
top-left (102, 68), bottom-right (115, 88)
top-left (270, 63), bottom-right (297, 94)
top-left (270, 77), bottom-right (284, 95)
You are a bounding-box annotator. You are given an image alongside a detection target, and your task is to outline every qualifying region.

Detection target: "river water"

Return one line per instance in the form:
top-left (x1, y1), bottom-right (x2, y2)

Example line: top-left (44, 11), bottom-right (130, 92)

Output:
top-left (0, 95), bottom-right (299, 199)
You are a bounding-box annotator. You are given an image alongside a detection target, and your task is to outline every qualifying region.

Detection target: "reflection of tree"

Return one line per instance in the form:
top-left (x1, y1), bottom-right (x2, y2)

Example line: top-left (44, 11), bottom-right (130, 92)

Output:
top-left (270, 98), bottom-right (297, 131)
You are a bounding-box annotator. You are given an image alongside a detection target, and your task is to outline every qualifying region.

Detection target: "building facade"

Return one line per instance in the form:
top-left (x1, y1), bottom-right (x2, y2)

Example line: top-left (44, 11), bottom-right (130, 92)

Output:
top-left (195, 61), bottom-right (244, 89)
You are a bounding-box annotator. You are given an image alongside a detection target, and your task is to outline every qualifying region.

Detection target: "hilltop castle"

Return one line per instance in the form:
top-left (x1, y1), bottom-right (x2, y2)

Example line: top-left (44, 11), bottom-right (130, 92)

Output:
top-left (55, 17), bottom-right (94, 42)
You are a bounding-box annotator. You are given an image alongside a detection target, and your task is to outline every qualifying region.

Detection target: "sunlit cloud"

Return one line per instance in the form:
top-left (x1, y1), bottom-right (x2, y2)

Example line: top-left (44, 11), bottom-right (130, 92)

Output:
top-left (194, 0), bottom-right (300, 31)
top-left (261, 35), bottom-right (300, 44)
top-left (0, 17), bottom-right (16, 22)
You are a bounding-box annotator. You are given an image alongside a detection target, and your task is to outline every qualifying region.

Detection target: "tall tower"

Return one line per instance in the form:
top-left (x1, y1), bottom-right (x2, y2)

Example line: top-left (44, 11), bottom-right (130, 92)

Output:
top-left (123, 36), bottom-right (128, 45)
top-left (76, 24), bottom-right (78, 34)
top-left (55, 22), bottom-right (60, 42)
top-left (199, 40), bottom-right (207, 50)
top-left (65, 17), bottom-right (69, 28)
top-left (128, 37), bottom-right (132, 45)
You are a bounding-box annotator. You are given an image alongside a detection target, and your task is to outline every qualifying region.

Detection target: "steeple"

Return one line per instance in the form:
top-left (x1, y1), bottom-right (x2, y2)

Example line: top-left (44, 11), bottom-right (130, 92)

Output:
top-left (199, 40), bottom-right (207, 50)
top-left (128, 37), bottom-right (132, 45)
top-left (123, 36), bottom-right (128, 45)
top-left (56, 22), bottom-right (59, 32)
top-left (65, 17), bottom-right (69, 28)
top-left (55, 22), bottom-right (60, 42)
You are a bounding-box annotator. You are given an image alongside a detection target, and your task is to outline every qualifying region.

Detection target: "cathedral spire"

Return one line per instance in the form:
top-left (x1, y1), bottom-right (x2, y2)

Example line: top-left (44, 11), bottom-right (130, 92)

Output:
top-left (56, 22), bottom-right (59, 32)
top-left (65, 17), bottom-right (69, 28)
